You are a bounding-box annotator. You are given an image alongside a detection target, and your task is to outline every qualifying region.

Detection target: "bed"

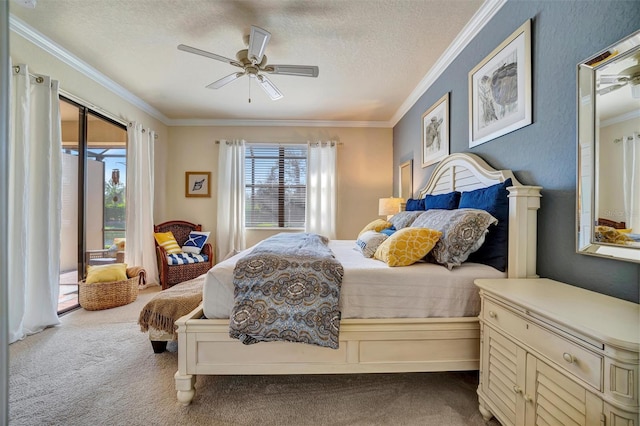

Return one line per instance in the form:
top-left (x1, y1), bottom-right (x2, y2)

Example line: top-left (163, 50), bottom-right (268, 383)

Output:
top-left (173, 152), bottom-right (542, 405)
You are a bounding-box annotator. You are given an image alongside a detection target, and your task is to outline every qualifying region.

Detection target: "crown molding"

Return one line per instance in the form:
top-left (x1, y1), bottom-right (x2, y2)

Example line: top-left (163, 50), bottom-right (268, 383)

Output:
top-left (166, 118), bottom-right (392, 128)
top-left (10, 0), bottom-right (506, 129)
top-left (9, 14), bottom-right (171, 124)
top-left (389, 0), bottom-right (507, 127)
top-left (600, 109), bottom-right (640, 128)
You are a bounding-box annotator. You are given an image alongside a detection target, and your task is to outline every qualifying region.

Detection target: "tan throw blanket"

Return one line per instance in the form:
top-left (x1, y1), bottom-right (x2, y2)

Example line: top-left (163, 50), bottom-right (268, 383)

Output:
top-left (138, 276), bottom-right (204, 337)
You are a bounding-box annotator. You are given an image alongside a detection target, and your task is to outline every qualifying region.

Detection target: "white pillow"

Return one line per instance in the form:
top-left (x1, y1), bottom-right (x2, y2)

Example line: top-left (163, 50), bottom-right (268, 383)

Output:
top-left (181, 231), bottom-right (210, 254)
top-left (354, 231), bottom-right (388, 258)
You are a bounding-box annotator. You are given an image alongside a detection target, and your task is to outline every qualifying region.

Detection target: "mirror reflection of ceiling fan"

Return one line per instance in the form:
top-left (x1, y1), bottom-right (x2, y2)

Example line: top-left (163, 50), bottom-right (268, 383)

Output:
top-left (178, 26), bottom-right (319, 101)
top-left (597, 60), bottom-right (640, 99)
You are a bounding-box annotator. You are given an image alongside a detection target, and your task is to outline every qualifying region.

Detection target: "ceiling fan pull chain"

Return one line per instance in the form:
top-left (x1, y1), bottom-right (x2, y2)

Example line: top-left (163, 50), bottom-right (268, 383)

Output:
top-left (248, 77), bottom-right (251, 103)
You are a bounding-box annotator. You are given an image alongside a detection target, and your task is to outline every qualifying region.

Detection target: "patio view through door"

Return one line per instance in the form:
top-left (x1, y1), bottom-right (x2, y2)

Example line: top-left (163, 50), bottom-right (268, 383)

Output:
top-left (58, 97), bottom-right (127, 313)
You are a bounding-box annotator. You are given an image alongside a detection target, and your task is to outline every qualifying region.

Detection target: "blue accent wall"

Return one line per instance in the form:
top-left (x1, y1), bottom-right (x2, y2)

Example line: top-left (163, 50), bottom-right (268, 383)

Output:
top-left (393, 1), bottom-right (640, 302)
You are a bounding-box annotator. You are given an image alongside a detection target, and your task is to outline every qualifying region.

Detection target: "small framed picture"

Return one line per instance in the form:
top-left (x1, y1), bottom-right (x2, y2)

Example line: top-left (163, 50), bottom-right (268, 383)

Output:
top-left (399, 159), bottom-right (413, 199)
top-left (469, 19), bottom-right (532, 147)
top-left (421, 93), bottom-right (449, 168)
top-left (185, 171), bottom-right (211, 198)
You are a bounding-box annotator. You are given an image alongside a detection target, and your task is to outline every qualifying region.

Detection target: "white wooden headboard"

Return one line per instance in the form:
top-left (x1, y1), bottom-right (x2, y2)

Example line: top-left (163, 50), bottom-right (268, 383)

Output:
top-left (416, 153), bottom-right (542, 279)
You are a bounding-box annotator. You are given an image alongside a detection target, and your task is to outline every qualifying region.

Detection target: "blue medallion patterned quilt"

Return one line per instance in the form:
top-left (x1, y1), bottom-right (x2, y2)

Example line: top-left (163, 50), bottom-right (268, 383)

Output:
top-left (229, 233), bottom-right (344, 349)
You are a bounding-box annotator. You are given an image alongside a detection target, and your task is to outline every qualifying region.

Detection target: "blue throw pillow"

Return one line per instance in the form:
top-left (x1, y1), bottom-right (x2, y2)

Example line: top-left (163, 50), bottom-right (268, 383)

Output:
top-left (181, 231), bottom-right (210, 255)
top-left (380, 227), bottom-right (396, 237)
top-left (425, 192), bottom-right (461, 210)
top-left (458, 178), bottom-right (512, 271)
top-left (405, 198), bottom-right (425, 211)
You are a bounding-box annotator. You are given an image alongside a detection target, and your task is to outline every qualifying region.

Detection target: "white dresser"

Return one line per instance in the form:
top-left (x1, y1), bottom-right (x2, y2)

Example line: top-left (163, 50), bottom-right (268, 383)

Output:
top-left (475, 278), bottom-right (639, 426)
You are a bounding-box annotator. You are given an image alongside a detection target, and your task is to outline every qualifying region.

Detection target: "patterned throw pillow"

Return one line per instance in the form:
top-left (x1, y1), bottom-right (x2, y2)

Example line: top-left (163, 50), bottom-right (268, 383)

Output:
top-left (85, 263), bottom-right (128, 284)
top-left (354, 231), bottom-right (389, 258)
top-left (388, 211), bottom-right (424, 230)
top-left (374, 227), bottom-right (442, 267)
top-left (595, 226), bottom-right (632, 244)
top-left (358, 219), bottom-right (393, 237)
top-left (154, 231), bottom-right (182, 254)
top-left (182, 231), bottom-right (211, 254)
top-left (412, 208), bottom-right (497, 269)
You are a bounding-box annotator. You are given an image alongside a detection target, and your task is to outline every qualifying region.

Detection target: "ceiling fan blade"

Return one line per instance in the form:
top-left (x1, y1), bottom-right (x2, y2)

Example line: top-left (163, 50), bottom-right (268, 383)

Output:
top-left (266, 65), bottom-right (319, 78)
top-left (598, 75), bottom-right (623, 85)
top-left (206, 72), bottom-right (245, 89)
top-left (248, 26), bottom-right (271, 64)
top-left (178, 44), bottom-right (242, 67)
top-left (256, 74), bottom-right (283, 100)
top-left (597, 82), bottom-right (627, 95)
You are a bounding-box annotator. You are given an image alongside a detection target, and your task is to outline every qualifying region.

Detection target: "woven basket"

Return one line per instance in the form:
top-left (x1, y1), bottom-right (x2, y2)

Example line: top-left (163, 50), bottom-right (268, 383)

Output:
top-left (79, 275), bottom-right (139, 311)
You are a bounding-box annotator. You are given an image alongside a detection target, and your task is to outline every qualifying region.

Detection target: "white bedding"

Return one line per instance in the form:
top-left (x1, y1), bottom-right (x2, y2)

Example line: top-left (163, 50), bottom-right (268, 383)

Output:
top-left (203, 239), bottom-right (506, 320)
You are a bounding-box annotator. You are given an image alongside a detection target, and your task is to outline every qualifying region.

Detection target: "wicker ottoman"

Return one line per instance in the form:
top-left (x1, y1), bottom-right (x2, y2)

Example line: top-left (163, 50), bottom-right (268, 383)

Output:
top-left (79, 268), bottom-right (144, 310)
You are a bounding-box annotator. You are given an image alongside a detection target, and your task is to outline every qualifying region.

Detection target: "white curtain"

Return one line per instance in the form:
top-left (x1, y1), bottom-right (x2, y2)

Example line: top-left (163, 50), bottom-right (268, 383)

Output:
top-left (8, 62), bottom-right (62, 343)
top-left (305, 141), bottom-right (337, 239)
top-left (216, 139), bottom-right (246, 261)
top-left (622, 132), bottom-right (640, 232)
top-left (125, 123), bottom-right (159, 285)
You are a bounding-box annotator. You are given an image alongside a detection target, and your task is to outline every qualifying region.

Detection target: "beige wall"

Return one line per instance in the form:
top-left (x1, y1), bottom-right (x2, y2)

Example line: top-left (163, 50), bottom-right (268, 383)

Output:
top-left (164, 126), bottom-right (393, 255)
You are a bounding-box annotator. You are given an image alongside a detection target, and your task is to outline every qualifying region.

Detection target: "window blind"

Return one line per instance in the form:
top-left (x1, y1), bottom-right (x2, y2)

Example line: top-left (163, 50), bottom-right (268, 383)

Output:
top-left (245, 143), bottom-right (307, 228)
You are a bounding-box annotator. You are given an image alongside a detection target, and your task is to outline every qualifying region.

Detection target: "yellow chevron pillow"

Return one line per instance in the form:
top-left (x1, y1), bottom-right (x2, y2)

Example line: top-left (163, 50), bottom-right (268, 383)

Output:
top-left (374, 227), bottom-right (442, 267)
top-left (154, 231), bottom-right (182, 254)
top-left (358, 219), bottom-right (393, 237)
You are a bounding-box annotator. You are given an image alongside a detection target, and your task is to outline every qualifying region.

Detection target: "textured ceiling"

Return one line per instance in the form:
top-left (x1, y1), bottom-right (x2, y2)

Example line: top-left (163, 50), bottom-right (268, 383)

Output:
top-left (10, 0), bottom-right (487, 124)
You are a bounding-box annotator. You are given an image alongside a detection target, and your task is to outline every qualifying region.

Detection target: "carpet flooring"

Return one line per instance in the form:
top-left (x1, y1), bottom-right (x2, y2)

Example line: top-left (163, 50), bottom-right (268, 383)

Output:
top-left (9, 287), bottom-right (501, 426)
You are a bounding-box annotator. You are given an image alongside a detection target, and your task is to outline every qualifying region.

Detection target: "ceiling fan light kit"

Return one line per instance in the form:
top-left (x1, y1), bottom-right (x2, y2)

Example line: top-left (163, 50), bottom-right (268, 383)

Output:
top-left (178, 25), bottom-right (319, 101)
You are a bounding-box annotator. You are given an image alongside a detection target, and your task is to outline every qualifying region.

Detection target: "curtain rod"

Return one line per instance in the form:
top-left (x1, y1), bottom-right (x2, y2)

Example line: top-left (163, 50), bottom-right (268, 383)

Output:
top-left (613, 132), bottom-right (639, 143)
top-left (12, 65), bottom-right (44, 84)
top-left (215, 140), bottom-right (343, 146)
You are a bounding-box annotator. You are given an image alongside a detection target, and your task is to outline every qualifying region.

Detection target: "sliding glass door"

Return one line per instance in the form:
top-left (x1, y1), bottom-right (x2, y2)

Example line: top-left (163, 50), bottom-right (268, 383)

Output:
top-left (58, 97), bottom-right (127, 314)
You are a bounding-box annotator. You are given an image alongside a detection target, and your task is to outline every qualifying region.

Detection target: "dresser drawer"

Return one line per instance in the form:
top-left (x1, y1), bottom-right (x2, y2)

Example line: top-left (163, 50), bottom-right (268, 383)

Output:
top-left (526, 321), bottom-right (602, 390)
top-left (483, 299), bottom-right (529, 340)
top-left (482, 298), bottom-right (603, 390)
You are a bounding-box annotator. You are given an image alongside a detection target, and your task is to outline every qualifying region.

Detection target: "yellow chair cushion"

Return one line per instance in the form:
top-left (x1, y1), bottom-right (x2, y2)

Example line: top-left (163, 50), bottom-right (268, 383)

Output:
top-left (358, 219), bottom-right (393, 237)
top-left (374, 227), bottom-right (442, 267)
top-left (85, 263), bottom-right (128, 284)
top-left (154, 231), bottom-right (182, 254)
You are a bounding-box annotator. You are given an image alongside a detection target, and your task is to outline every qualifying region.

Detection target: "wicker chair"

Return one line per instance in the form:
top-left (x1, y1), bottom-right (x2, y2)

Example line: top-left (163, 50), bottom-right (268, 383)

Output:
top-left (154, 220), bottom-right (214, 290)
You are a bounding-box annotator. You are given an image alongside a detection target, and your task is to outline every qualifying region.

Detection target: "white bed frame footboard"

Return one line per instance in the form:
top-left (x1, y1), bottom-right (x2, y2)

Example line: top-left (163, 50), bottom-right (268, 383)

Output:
top-left (174, 153), bottom-right (542, 405)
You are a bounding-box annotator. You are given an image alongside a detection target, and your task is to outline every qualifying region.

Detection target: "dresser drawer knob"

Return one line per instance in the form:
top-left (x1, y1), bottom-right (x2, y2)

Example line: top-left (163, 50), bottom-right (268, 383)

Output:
top-left (562, 353), bottom-right (575, 364)
top-left (523, 394), bottom-right (533, 403)
top-left (512, 385), bottom-right (522, 394)
top-left (488, 311), bottom-right (497, 318)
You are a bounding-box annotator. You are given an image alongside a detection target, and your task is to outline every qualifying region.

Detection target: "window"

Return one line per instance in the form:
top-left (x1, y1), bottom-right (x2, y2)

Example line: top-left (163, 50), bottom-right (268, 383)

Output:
top-left (245, 143), bottom-right (307, 228)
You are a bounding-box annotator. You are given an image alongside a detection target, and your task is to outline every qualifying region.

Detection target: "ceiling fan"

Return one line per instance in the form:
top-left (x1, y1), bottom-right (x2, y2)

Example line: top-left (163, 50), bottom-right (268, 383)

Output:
top-left (597, 60), bottom-right (640, 99)
top-left (178, 25), bottom-right (319, 101)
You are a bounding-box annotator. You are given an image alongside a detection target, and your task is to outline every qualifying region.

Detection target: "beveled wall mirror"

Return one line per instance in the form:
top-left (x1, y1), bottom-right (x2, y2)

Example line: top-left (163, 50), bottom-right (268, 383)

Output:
top-left (577, 29), bottom-right (640, 263)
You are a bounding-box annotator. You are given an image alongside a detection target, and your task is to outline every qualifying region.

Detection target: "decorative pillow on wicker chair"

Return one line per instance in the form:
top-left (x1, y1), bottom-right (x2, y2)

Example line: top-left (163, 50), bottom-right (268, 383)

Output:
top-left (154, 231), bottom-right (182, 254)
top-left (388, 211), bottom-right (424, 230)
top-left (182, 231), bottom-right (210, 254)
top-left (355, 231), bottom-right (389, 258)
top-left (411, 208), bottom-right (497, 269)
top-left (85, 263), bottom-right (128, 284)
top-left (358, 219), bottom-right (393, 237)
top-left (373, 227), bottom-right (442, 267)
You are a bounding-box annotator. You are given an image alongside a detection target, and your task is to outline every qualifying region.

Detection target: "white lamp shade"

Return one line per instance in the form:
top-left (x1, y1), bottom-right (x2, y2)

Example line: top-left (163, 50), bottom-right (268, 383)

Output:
top-left (378, 197), bottom-right (404, 217)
